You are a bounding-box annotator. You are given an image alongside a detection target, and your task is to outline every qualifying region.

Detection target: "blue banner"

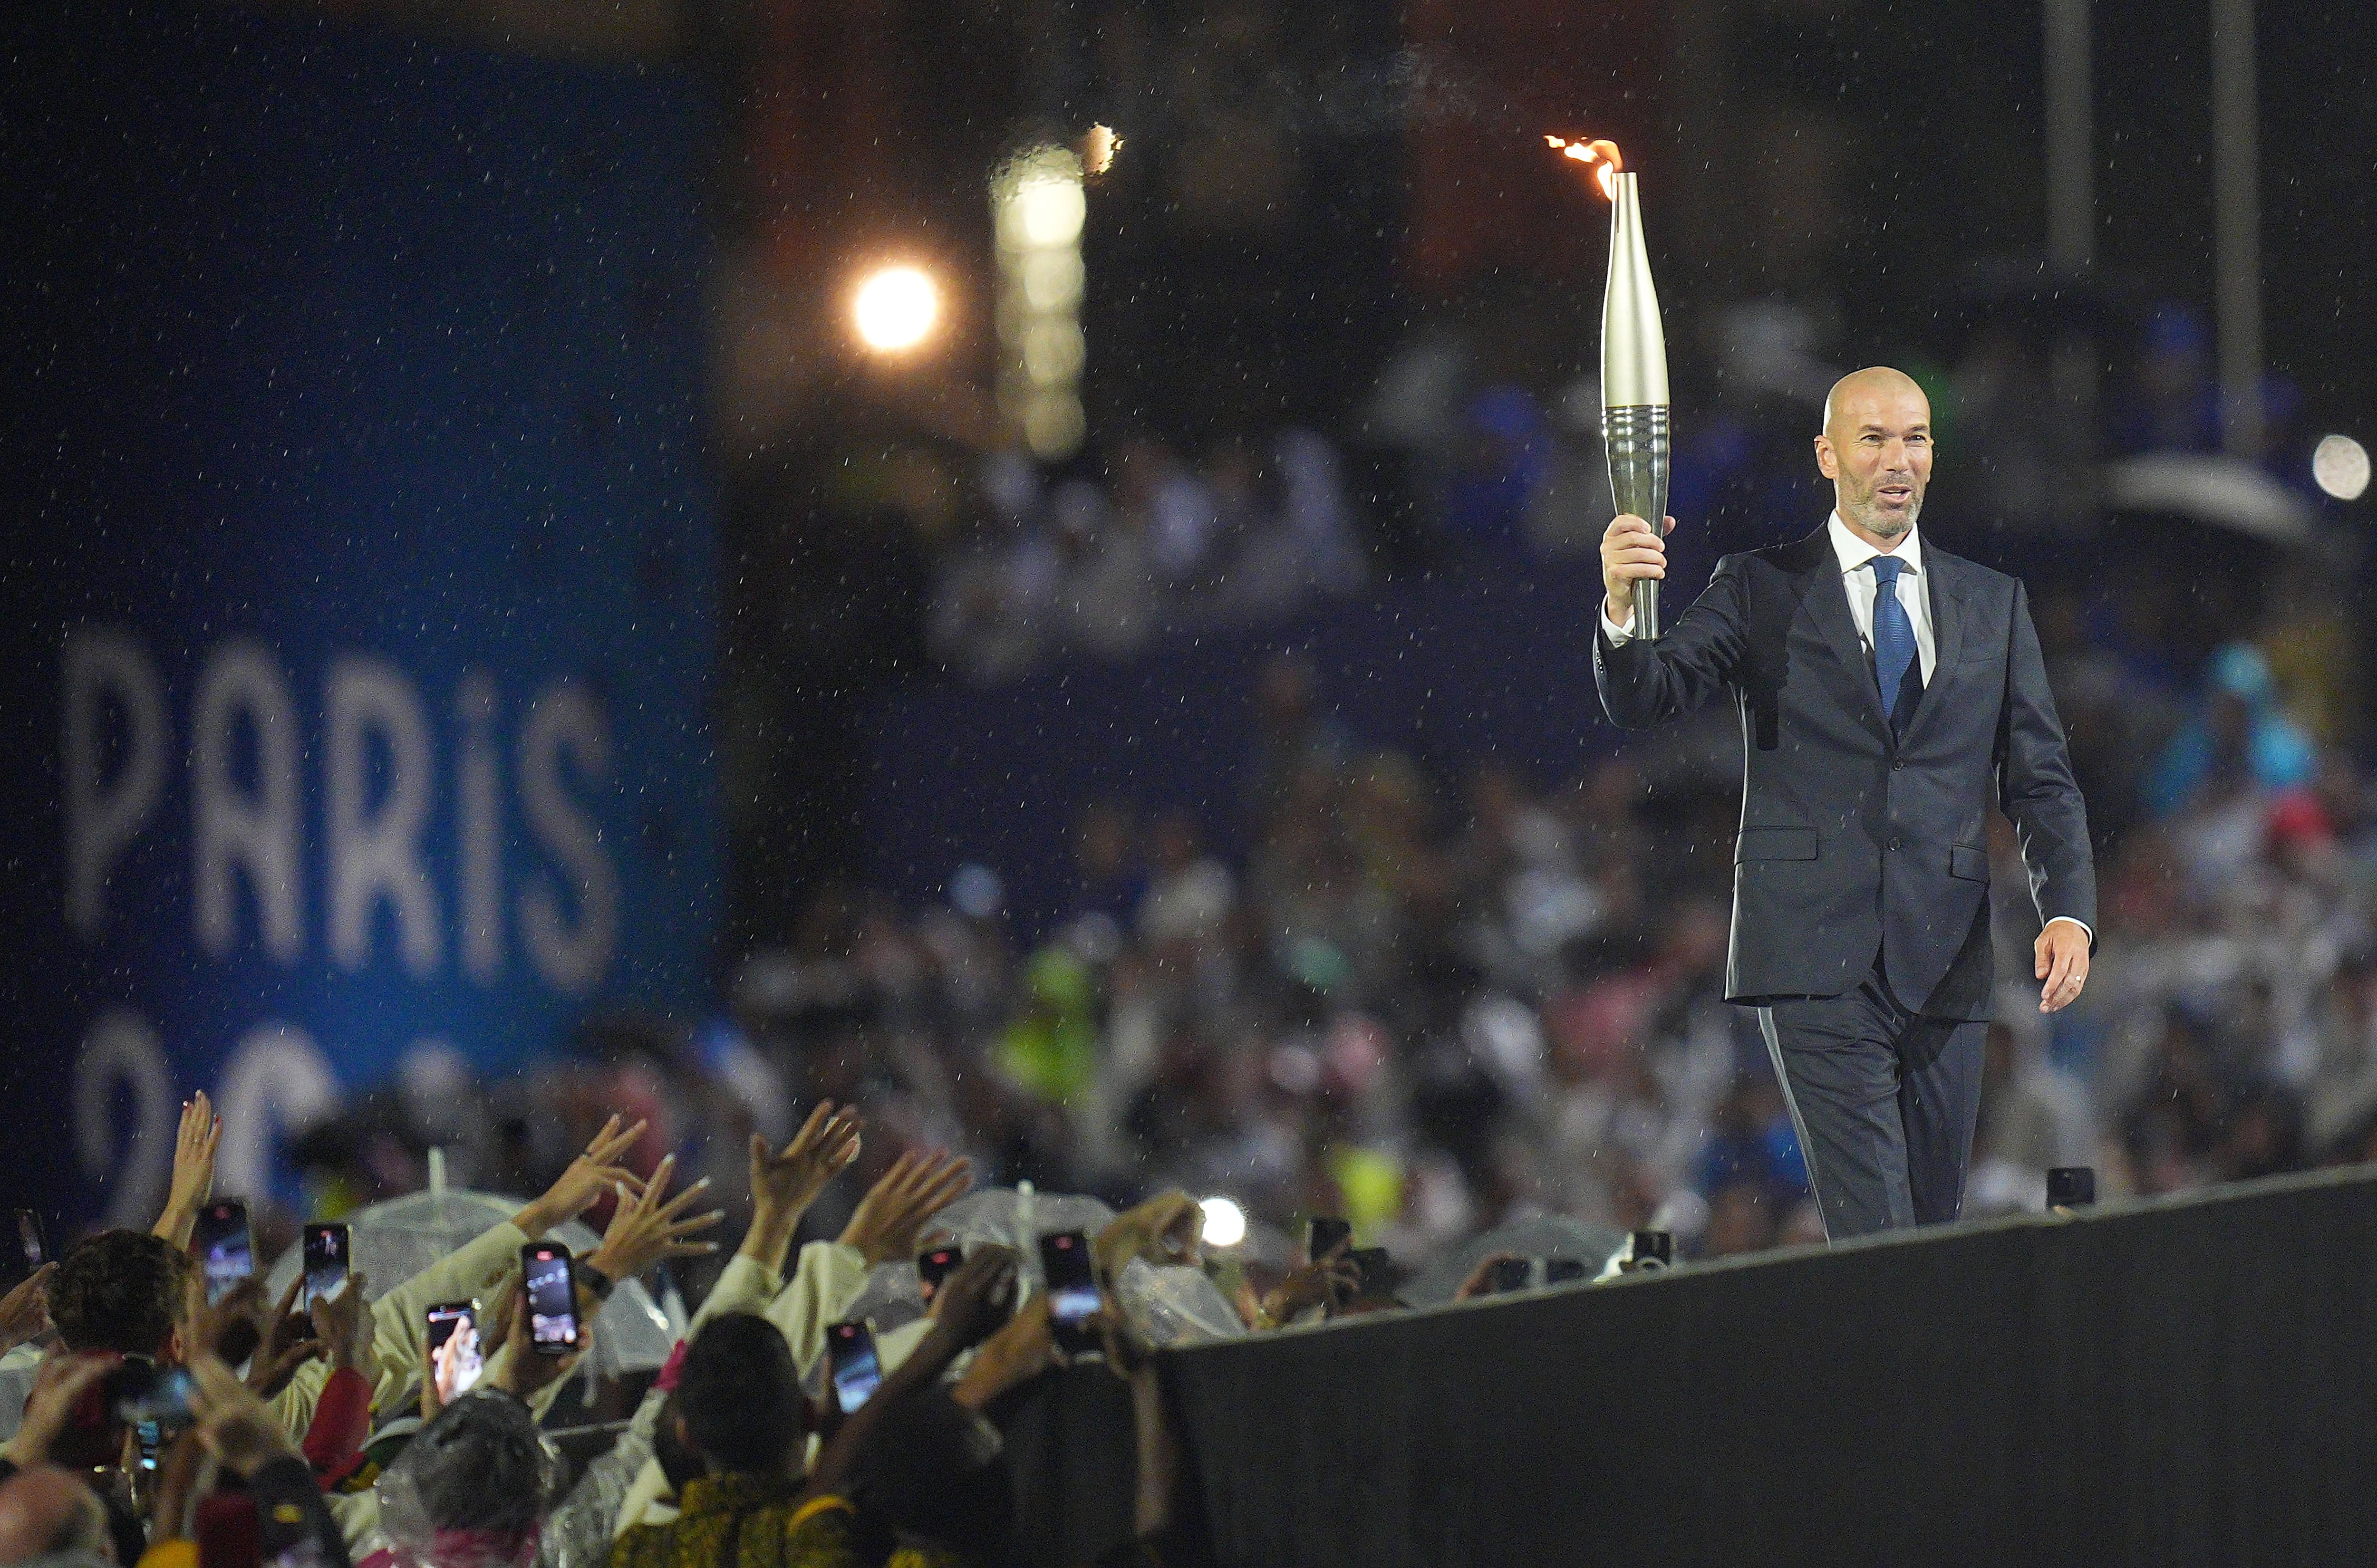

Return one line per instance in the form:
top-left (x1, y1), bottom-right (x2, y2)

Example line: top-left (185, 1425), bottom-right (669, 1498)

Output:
top-left (0, 7), bottom-right (717, 1228)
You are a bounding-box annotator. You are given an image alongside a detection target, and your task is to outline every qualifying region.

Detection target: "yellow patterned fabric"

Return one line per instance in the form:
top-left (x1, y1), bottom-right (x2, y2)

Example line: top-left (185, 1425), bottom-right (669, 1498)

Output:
top-left (608, 1475), bottom-right (864, 1568)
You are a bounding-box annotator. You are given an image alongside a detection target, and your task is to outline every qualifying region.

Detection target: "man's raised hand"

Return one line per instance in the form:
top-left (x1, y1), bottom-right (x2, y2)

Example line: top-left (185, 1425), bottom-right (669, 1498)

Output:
top-left (1599, 513), bottom-right (1674, 627)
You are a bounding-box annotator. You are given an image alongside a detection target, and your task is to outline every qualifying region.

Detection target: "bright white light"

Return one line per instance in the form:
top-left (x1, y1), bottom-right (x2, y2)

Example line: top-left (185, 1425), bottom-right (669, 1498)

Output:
top-left (1199, 1197), bottom-right (1247, 1249)
top-left (992, 145), bottom-right (1089, 460)
top-left (2313, 433), bottom-right (2370, 501)
top-left (1020, 249), bottom-right (1084, 312)
top-left (1022, 318), bottom-right (1086, 386)
top-left (852, 266), bottom-right (938, 352)
top-left (1015, 175), bottom-right (1086, 248)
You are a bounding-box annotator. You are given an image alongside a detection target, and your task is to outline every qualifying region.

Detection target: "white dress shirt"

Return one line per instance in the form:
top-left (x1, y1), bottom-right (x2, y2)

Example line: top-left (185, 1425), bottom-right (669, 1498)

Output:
top-left (1819, 512), bottom-right (1935, 684)
top-left (1600, 513), bottom-right (2090, 944)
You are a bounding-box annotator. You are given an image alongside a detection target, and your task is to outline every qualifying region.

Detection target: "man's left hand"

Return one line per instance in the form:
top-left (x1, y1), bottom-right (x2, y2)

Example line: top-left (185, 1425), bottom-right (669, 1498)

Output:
top-left (2035, 921), bottom-right (2090, 1013)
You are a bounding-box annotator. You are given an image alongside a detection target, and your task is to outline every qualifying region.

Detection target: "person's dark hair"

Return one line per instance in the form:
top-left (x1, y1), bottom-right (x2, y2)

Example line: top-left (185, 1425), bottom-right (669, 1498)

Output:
top-left (653, 1392), bottom-right (704, 1492)
top-left (378, 1390), bottom-right (552, 1554)
top-left (678, 1314), bottom-right (806, 1474)
top-left (48, 1230), bottom-right (190, 1356)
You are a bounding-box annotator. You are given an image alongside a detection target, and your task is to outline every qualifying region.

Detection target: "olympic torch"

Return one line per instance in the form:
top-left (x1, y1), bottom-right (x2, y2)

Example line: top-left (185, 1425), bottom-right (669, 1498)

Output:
top-left (1550, 137), bottom-right (1671, 638)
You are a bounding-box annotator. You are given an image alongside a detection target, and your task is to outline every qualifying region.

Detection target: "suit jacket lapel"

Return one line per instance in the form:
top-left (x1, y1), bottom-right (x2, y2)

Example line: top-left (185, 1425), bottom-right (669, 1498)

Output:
top-left (1788, 527), bottom-right (1893, 741)
top-left (1900, 551), bottom-right (1968, 744)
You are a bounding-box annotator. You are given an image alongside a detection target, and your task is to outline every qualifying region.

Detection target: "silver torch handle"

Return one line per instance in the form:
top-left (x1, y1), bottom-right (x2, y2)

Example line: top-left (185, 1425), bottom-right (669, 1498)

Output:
top-left (1602, 403), bottom-right (1671, 640)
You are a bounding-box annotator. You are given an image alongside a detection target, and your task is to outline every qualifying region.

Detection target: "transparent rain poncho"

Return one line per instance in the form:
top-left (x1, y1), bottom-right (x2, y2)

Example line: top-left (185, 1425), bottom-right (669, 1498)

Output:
top-left (1400, 1213), bottom-right (1630, 1308)
top-left (374, 1390), bottom-right (558, 1568)
top-left (846, 1187), bottom-right (1245, 1347)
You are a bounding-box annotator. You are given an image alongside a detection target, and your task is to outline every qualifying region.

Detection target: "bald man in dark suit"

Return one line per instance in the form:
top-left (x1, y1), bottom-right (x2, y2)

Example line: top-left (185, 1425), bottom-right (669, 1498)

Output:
top-left (1593, 367), bottom-right (2096, 1240)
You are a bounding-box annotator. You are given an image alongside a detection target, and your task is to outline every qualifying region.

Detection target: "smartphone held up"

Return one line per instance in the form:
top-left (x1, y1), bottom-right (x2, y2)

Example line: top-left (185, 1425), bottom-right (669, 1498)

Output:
top-left (193, 1201), bottom-right (253, 1304)
top-left (521, 1242), bottom-right (580, 1356)
top-left (303, 1222), bottom-right (350, 1306)
top-left (1038, 1230), bottom-right (1103, 1358)
top-left (426, 1301), bottom-right (484, 1401)
top-left (0, 1209), bottom-right (48, 1292)
top-left (826, 1319), bottom-right (883, 1414)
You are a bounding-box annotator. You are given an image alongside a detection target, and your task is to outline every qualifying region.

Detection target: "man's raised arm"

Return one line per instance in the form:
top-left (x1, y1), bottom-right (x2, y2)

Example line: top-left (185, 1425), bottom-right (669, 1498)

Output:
top-left (1593, 513), bottom-right (1747, 729)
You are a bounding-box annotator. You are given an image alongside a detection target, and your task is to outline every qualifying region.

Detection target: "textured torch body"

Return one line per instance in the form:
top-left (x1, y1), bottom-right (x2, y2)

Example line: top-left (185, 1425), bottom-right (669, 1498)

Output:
top-left (1600, 172), bottom-right (1672, 640)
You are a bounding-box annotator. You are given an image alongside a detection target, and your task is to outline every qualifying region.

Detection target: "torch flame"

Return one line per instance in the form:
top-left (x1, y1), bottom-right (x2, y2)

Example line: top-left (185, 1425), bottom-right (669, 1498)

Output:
top-left (1545, 135), bottom-right (1623, 201)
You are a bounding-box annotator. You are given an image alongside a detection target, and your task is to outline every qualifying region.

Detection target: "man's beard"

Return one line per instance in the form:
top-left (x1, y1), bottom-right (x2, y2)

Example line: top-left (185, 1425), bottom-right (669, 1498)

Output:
top-left (1849, 486), bottom-right (1920, 539)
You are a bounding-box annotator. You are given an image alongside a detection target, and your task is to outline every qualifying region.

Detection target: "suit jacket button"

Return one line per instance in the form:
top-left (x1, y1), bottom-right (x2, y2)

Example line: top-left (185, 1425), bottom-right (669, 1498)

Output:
top-left (1892, 759), bottom-right (1906, 771)
top-left (1887, 837), bottom-right (1901, 851)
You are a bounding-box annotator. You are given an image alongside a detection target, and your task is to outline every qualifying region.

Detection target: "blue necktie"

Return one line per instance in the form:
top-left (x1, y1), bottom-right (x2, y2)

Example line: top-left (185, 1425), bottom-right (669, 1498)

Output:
top-left (1869, 555), bottom-right (1917, 733)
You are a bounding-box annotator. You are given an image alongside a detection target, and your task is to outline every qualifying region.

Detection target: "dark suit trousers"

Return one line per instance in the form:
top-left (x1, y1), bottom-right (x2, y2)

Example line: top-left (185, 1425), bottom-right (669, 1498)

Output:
top-left (1756, 966), bottom-right (1985, 1240)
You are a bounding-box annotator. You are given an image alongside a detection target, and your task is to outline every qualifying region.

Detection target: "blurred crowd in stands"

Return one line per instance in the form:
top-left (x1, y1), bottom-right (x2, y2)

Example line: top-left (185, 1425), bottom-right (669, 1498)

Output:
top-left (285, 580), bottom-right (2377, 1273)
top-left (926, 432), bottom-right (1370, 683)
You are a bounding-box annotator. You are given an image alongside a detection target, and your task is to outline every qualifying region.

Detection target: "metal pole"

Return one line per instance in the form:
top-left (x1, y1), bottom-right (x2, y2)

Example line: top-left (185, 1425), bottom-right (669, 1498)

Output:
top-left (2044, 0), bottom-right (2097, 526)
top-left (2211, 0), bottom-right (2264, 457)
top-left (2044, 0), bottom-right (2094, 275)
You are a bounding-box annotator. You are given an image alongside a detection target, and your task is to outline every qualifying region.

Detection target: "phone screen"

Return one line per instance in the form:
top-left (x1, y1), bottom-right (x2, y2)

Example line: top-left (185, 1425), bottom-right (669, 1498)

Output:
top-left (827, 1320), bottom-right (881, 1414)
top-left (0, 1210), bottom-right (45, 1291)
top-left (303, 1224), bottom-right (349, 1307)
top-left (522, 1245), bottom-right (579, 1355)
top-left (1545, 1258), bottom-right (1589, 1285)
top-left (1306, 1217), bottom-right (1352, 1263)
top-left (1038, 1231), bottom-right (1100, 1353)
top-left (109, 1360), bottom-right (196, 1427)
top-left (917, 1246), bottom-right (962, 1305)
top-left (192, 1202), bottom-right (253, 1304)
top-left (426, 1302), bottom-right (483, 1400)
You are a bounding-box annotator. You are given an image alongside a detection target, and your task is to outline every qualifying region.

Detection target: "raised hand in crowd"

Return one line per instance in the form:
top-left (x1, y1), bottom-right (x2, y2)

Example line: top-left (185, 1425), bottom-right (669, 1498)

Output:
top-left (952, 1293), bottom-right (1056, 1410)
top-left (1454, 1253), bottom-right (1527, 1303)
top-left (151, 1091), bottom-right (221, 1251)
top-left (586, 1153), bottom-right (725, 1285)
top-left (739, 1099), bottom-right (865, 1273)
top-left (184, 1275), bottom-right (269, 1372)
top-left (510, 1113), bottom-right (648, 1238)
top-left (187, 1355), bottom-right (351, 1568)
top-left (838, 1148), bottom-right (974, 1268)
top-left (923, 1244), bottom-right (1021, 1353)
top-left (1258, 1236), bottom-right (1359, 1326)
top-left (309, 1269), bottom-right (374, 1382)
top-left (1094, 1191), bottom-right (1202, 1283)
top-left (0, 1350), bottom-right (115, 1468)
top-left (0, 1263), bottom-right (55, 1355)
top-left (802, 1246), bottom-right (1020, 1505)
top-left (187, 1353), bottom-right (300, 1477)
top-left (243, 1274), bottom-right (327, 1398)
top-left (425, 1269), bottom-right (518, 1420)
top-left (480, 1273), bottom-right (594, 1405)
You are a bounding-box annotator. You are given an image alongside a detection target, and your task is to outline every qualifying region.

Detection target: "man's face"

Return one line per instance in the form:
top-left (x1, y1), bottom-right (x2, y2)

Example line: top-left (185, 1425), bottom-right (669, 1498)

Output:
top-left (1816, 380), bottom-right (1933, 541)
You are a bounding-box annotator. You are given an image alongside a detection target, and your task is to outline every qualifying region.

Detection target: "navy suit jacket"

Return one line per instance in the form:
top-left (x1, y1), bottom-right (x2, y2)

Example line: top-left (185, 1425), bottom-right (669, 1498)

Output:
top-left (1592, 524), bottom-right (2096, 1020)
